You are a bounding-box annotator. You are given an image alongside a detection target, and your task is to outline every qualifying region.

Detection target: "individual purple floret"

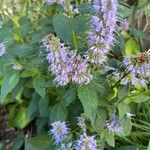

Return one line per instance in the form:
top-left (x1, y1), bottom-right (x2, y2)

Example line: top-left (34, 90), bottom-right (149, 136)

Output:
top-left (76, 133), bottom-right (97, 150)
top-left (0, 43), bottom-right (6, 57)
top-left (106, 113), bottom-right (123, 134)
top-left (87, 0), bottom-right (118, 65)
top-left (50, 121), bottom-right (69, 144)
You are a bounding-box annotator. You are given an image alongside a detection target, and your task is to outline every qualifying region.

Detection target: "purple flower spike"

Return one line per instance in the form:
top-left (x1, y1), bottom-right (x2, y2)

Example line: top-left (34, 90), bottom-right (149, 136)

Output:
top-left (76, 133), bottom-right (97, 150)
top-left (42, 34), bottom-right (92, 86)
top-left (106, 113), bottom-right (123, 134)
top-left (50, 121), bottom-right (69, 144)
top-left (87, 0), bottom-right (118, 65)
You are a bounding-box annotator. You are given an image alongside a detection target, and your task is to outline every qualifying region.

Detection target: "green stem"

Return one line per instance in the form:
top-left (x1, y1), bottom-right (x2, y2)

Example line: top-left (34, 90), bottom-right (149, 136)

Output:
top-left (65, 0), bottom-right (73, 17)
top-left (72, 31), bottom-right (78, 54)
top-left (75, 0), bottom-right (79, 7)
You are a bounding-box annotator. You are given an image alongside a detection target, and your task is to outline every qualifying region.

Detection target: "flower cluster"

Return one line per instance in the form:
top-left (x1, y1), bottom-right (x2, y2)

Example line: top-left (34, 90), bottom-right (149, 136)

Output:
top-left (50, 117), bottom-right (97, 150)
top-left (106, 113), bottom-right (123, 134)
top-left (50, 121), bottom-right (69, 143)
top-left (87, 0), bottom-right (118, 65)
top-left (121, 52), bottom-right (150, 88)
top-left (42, 34), bottom-right (92, 86)
top-left (0, 43), bottom-right (6, 57)
top-left (76, 133), bottom-right (97, 150)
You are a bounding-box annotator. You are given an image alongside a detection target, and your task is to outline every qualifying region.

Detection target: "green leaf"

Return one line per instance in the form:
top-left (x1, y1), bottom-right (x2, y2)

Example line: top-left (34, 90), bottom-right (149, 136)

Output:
top-left (121, 116), bottom-right (132, 136)
top-left (128, 91), bottom-right (150, 103)
top-left (28, 93), bottom-right (40, 117)
top-left (118, 102), bottom-right (130, 119)
top-left (0, 72), bottom-right (19, 103)
top-left (94, 107), bottom-right (107, 132)
top-left (14, 107), bottom-right (32, 129)
top-left (118, 85), bottom-right (129, 101)
top-left (78, 85), bottom-right (98, 126)
top-left (25, 136), bottom-right (54, 150)
top-left (116, 145), bottom-right (138, 150)
top-left (50, 102), bottom-right (68, 123)
top-left (10, 44), bottom-right (36, 59)
top-left (0, 143), bottom-right (4, 150)
top-left (53, 14), bottom-right (89, 46)
top-left (118, 3), bottom-right (132, 18)
top-left (11, 134), bottom-right (24, 150)
top-left (63, 87), bottom-right (76, 107)
top-left (105, 131), bottom-right (115, 147)
top-left (125, 38), bottom-right (141, 56)
top-left (39, 98), bottom-right (49, 117)
top-left (131, 29), bottom-right (150, 41)
top-left (33, 76), bottom-right (46, 98)
top-left (36, 117), bottom-right (48, 135)
top-left (147, 140), bottom-right (150, 150)
top-left (78, 3), bottom-right (92, 13)
top-left (0, 25), bottom-right (14, 46)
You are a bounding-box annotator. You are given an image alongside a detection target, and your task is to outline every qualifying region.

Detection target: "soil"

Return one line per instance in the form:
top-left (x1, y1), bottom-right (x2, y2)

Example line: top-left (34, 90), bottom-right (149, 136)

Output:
top-left (0, 107), bottom-right (18, 149)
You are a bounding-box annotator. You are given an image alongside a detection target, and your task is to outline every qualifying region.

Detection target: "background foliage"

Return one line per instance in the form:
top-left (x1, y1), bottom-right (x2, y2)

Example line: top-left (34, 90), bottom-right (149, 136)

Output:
top-left (0, 0), bottom-right (150, 150)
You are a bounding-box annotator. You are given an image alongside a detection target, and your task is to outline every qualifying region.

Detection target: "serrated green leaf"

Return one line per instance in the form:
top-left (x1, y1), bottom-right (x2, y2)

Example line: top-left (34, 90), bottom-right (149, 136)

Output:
top-left (129, 91), bottom-right (150, 103)
top-left (118, 85), bottom-right (129, 101)
top-left (63, 87), bottom-right (76, 107)
top-left (116, 145), bottom-right (137, 150)
top-left (94, 107), bottom-right (107, 132)
top-left (105, 131), bottom-right (115, 147)
top-left (53, 14), bottom-right (89, 48)
top-left (39, 98), bottom-right (49, 117)
top-left (33, 76), bottom-right (46, 98)
top-left (50, 102), bottom-right (68, 123)
top-left (121, 116), bottom-right (132, 136)
top-left (0, 72), bottom-right (19, 103)
top-left (25, 136), bottom-right (53, 150)
top-left (28, 93), bottom-right (40, 117)
top-left (78, 85), bottom-right (98, 126)
top-left (131, 29), bottom-right (150, 41)
top-left (118, 102), bottom-right (130, 119)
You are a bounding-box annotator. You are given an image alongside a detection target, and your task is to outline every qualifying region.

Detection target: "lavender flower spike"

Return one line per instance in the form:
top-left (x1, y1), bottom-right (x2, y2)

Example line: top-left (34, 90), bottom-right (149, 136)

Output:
top-left (0, 43), bottom-right (6, 57)
top-left (76, 133), bottom-right (97, 150)
top-left (87, 0), bottom-right (118, 65)
top-left (42, 34), bottom-right (71, 86)
top-left (106, 113), bottom-right (123, 134)
top-left (50, 121), bottom-right (69, 144)
top-left (42, 34), bottom-right (92, 86)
